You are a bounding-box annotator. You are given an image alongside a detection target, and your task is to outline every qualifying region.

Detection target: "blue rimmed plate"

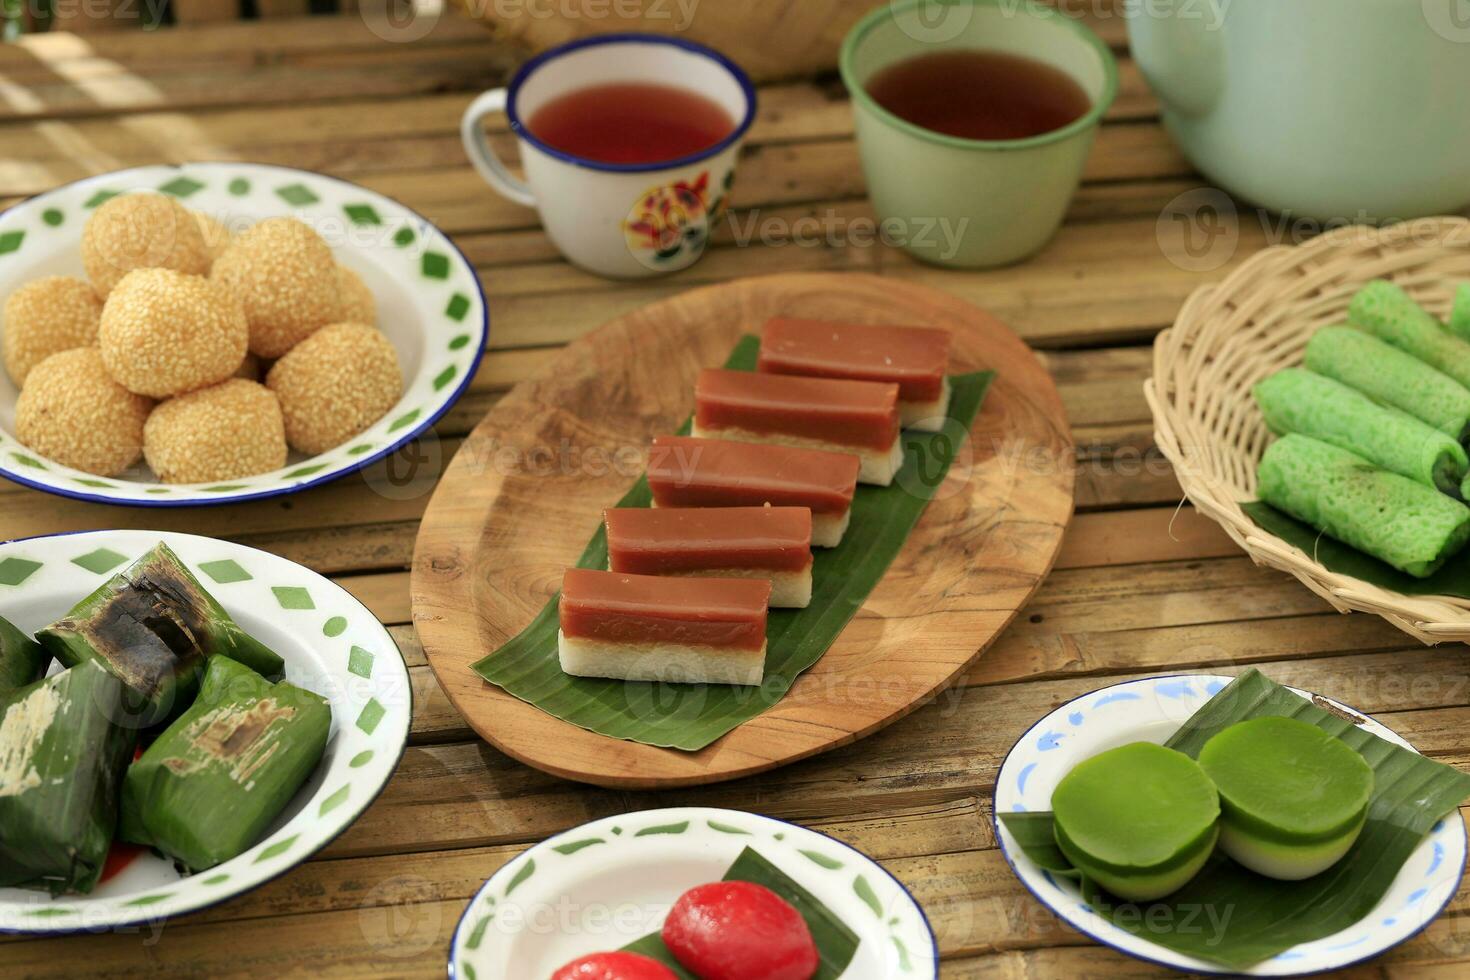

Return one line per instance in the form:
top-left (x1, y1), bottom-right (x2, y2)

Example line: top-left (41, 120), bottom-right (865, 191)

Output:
top-left (0, 529), bottom-right (411, 933)
top-left (448, 806), bottom-right (937, 979)
top-left (0, 162), bottom-right (487, 506)
top-left (994, 674), bottom-right (1468, 976)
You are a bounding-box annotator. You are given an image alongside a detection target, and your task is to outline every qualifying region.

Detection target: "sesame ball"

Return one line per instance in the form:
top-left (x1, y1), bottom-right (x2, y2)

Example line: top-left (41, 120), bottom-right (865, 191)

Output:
top-left (99, 268), bottom-right (247, 399)
top-left (267, 322), bottom-right (403, 455)
top-left (3, 276), bottom-right (102, 387)
top-left (194, 211), bottom-right (233, 267)
top-left (336, 264), bottom-right (376, 326)
top-left (213, 217), bottom-right (340, 359)
top-left (144, 379), bottom-right (287, 484)
top-left (81, 192), bottom-right (210, 298)
top-left (15, 348), bottom-right (151, 476)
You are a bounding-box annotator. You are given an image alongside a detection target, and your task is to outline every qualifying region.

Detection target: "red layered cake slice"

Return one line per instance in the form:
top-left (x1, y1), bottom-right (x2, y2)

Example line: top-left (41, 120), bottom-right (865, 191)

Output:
top-left (757, 317), bottom-right (953, 431)
top-left (647, 435), bottom-right (858, 547)
top-left (605, 506), bottom-right (813, 608)
top-left (692, 368), bottom-right (903, 486)
top-left (558, 568), bottom-right (771, 686)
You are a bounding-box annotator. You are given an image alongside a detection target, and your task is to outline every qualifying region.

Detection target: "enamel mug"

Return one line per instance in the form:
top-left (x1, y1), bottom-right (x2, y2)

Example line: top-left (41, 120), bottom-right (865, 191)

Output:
top-left (460, 33), bottom-right (756, 279)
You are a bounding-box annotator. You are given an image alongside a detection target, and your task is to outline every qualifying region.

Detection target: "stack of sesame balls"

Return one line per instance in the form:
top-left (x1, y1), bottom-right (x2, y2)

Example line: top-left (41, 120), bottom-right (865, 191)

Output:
top-left (3, 192), bottom-right (404, 483)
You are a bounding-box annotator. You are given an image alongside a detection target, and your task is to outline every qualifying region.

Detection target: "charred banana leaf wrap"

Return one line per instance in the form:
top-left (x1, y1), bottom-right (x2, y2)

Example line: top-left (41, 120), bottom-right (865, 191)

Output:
top-left (120, 655), bottom-right (330, 872)
top-left (37, 543), bottom-right (284, 727)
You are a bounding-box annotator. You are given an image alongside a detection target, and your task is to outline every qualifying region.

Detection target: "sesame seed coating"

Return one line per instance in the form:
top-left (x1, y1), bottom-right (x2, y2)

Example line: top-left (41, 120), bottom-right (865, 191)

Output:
top-left (144, 378), bottom-right (287, 484)
top-left (267, 322), bottom-right (403, 455)
top-left (212, 217), bottom-right (340, 358)
top-left (3, 275), bottom-right (102, 387)
top-left (99, 268), bottom-right (248, 399)
top-left (81, 192), bottom-right (210, 298)
top-left (336, 264), bottom-right (377, 326)
top-left (15, 347), bottom-right (152, 477)
top-left (194, 211), bottom-right (234, 268)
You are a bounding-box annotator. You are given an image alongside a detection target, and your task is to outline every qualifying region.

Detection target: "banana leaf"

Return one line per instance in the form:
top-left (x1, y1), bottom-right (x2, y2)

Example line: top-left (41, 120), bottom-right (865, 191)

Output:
top-left (1244, 500), bottom-right (1470, 598)
top-left (473, 335), bottom-right (995, 750)
top-left (37, 542), bottom-right (285, 728)
top-left (0, 613), bottom-right (47, 696)
top-left (0, 660), bottom-right (139, 895)
top-left (119, 655), bottom-right (330, 872)
top-left (620, 847), bottom-right (860, 979)
top-left (997, 668), bottom-right (1470, 969)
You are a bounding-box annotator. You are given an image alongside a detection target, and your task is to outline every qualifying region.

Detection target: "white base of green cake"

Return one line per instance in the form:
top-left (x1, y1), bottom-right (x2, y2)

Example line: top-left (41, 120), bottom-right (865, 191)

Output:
top-left (557, 631), bottom-right (766, 686)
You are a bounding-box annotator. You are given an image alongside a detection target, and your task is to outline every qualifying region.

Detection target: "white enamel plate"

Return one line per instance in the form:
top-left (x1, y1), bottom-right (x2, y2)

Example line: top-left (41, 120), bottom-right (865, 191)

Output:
top-left (0, 162), bottom-right (487, 506)
top-left (449, 806), bottom-right (937, 979)
top-left (994, 674), bottom-right (1467, 976)
top-left (0, 529), bottom-right (411, 934)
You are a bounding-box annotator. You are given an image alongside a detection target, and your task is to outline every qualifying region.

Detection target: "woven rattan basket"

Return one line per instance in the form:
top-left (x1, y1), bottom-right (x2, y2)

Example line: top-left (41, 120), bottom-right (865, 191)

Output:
top-left (1146, 216), bottom-right (1470, 645)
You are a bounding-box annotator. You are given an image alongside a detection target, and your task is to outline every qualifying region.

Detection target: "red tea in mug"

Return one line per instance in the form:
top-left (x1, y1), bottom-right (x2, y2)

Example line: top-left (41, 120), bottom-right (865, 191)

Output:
top-left (526, 82), bottom-right (736, 165)
top-left (866, 49), bottom-right (1090, 141)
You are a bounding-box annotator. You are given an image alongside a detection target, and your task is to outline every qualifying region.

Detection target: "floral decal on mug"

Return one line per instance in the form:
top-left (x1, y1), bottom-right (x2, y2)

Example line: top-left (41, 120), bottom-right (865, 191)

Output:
top-left (624, 170), bottom-right (734, 270)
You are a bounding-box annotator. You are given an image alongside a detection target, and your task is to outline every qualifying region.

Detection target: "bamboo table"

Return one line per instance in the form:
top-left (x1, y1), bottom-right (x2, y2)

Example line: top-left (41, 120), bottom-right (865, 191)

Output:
top-left (3, 9), bottom-right (1469, 978)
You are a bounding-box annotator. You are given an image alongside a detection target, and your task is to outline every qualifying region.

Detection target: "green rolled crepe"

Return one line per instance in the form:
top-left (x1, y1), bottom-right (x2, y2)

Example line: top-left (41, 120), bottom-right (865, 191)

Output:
top-left (1304, 327), bottom-right (1470, 441)
top-left (1451, 284), bottom-right (1470, 341)
top-left (1257, 434), bottom-right (1470, 578)
top-left (1253, 368), bottom-right (1468, 493)
top-left (1348, 280), bottom-right (1470, 389)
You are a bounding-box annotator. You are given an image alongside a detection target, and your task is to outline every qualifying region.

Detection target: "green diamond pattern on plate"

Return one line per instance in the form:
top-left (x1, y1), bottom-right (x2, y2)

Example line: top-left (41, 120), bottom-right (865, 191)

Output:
top-left (445, 293), bottom-right (470, 321)
top-left (853, 874), bottom-right (882, 917)
top-left (323, 616), bottom-right (347, 637)
top-left (71, 547), bottom-right (128, 575)
top-left (84, 189), bottom-right (119, 208)
top-left (449, 334), bottom-right (471, 351)
top-left (0, 231), bottom-right (22, 256)
top-left (349, 750), bottom-right (374, 768)
top-left (73, 478), bottom-right (114, 489)
top-left (552, 838), bottom-right (605, 855)
top-left (393, 227), bottom-right (415, 247)
top-left (285, 464), bottom-right (329, 479)
top-left (504, 859), bottom-right (535, 897)
top-left (348, 646), bottom-right (374, 679)
top-left (799, 849), bottom-right (843, 870)
top-left (348, 444), bottom-right (375, 456)
top-left (275, 183), bottom-right (319, 206)
top-left (0, 557), bottom-right (42, 587)
top-left (228, 178), bottom-right (250, 196)
top-left (122, 893), bottom-right (172, 907)
top-left (707, 820), bottom-right (751, 835)
top-left (272, 586), bottom-right (314, 610)
top-left (253, 834), bottom-right (298, 863)
top-left (203, 484), bottom-right (246, 493)
top-left (24, 907), bottom-right (75, 917)
top-left (466, 915), bottom-right (492, 951)
top-left (635, 821), bottom-right (689, 837)
top-left (158, 175), bottom-right (204, 198)
top-left (344, 203), bottom-right (381, 225)
top-left (199, 559), bottom-right (252, 584)
top-left (356, 698), bottom-right (386, 734)
top-left (11, 452), bottom-right (47, 469)
top-left (388, 408), bottom-right (420, 433)
top-left (42, 209), bottom-right (63, 227)
top-left (433, 366), bottom-right (457, 392)
top-left (318, 784), bottom-right (350, 816)
top-left (421, 251), bottom-right (449, 279)
top-left (203, 874), bottom-right (230, 885)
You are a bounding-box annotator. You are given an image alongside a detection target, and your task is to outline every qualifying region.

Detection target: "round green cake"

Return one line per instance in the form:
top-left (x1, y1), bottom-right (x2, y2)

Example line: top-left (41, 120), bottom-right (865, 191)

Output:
top-left (1198, 716), bottom-right (1374, 880)
top-left (1051, 742), bottom-right (1220, 902)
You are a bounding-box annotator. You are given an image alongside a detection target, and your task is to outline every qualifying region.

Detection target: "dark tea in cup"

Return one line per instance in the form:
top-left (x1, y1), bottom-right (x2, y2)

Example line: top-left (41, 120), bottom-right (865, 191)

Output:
top-left (526, 82), bottom-right (737, 165)
top-left (866, 49), bottom-right (1090, 141)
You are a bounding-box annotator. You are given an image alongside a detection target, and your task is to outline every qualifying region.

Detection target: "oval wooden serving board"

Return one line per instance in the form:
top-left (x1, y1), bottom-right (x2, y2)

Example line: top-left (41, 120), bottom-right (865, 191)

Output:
top-left (412, 273), bottom-right (1074, 788)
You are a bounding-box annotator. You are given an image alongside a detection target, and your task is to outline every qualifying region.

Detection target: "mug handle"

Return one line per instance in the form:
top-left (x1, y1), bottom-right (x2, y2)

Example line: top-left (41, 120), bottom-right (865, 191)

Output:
top-left (460, 89), bottom-right (536, 208)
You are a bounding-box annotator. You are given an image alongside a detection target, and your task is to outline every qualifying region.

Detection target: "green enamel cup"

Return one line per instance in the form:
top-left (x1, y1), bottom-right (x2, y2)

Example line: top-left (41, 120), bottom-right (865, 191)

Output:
top-left (840, 0), bottom-right (1117, 268)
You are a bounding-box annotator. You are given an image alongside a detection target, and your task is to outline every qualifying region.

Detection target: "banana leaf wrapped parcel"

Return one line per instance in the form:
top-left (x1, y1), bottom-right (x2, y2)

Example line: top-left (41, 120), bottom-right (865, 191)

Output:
top-left (0, 614), bottom-right (47, 696)
top-left (120, 655), bottom-right (330, 872)
top-left (37, 543), bottom-right (285, 727)
top-left (0, 660), bottom-right (139, 895)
